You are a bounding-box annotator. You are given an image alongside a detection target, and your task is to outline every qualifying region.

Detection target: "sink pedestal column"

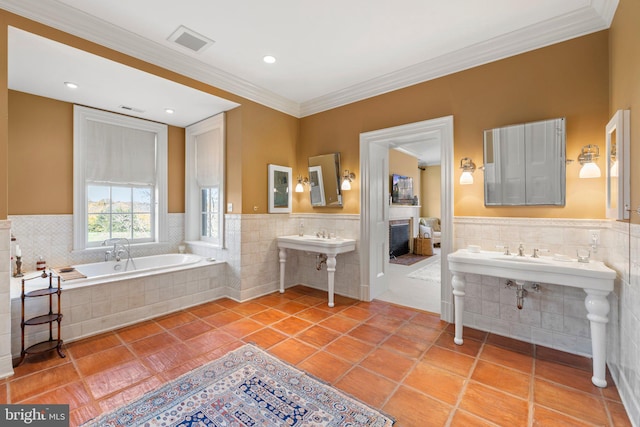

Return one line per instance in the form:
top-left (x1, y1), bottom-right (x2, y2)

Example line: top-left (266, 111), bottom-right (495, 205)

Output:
top-left (584, 288), bottom-right (610, 387)
top-left (451, 273), bottom-right (465, 345)
top-left (278, 248), bottom-right (287, 294)
top-left (326, 255), bottom-right (337, 307)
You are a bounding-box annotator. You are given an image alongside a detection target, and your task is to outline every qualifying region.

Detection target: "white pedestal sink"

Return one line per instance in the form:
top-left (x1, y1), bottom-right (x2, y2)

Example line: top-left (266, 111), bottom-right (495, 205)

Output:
top-left (277, 235), bottom-right (356, 307)
top-left (448, 248), bottom-right (616, 387)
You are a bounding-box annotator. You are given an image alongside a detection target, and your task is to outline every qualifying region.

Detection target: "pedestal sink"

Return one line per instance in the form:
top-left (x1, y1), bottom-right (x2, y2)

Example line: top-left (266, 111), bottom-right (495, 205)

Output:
top-left (448, 248), bottom-right (616, 387)
top-left (276, 235), bottom-right (356, 307)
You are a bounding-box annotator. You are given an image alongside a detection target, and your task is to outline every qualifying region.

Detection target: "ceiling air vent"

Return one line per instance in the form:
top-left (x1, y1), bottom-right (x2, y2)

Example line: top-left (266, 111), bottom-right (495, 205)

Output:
top-left (168, 25), bottom-right (215, 53)
top-left (119, 105), bottom-right (145, 113)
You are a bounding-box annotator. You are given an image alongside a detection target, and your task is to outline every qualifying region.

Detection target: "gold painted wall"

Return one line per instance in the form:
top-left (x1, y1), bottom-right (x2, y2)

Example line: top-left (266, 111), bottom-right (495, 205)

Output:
top-left (0, 11), bottom-right (299, 216)
top-left (7, 91), bottom-right (187, 214)
top-left (609, 0), bottom-right (640, 223)
top-left (299, 31), bottom-right (610, 218)
top-left (0, 14), bottom-right (8, 219)
top-left (8, 91), bottom-right (72, 214)
top-left (421, 166), bottom-right (441, 218)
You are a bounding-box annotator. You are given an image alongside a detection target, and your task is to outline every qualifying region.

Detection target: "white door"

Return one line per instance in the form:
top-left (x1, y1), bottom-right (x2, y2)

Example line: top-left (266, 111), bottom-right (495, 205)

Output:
top-left (368, 142), bottom-right (390, 300)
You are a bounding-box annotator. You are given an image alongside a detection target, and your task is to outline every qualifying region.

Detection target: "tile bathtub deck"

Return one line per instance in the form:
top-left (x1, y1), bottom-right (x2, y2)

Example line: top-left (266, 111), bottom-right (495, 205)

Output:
top-left (1, 285), bottom-right (632, 426)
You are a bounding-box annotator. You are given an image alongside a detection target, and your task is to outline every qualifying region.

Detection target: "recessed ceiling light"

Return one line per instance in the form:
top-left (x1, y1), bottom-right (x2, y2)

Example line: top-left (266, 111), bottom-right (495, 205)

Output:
top-left (165, 108), bottom-right (175, 114)
top-left (64, 81), bottom-right (78, 89)
top-left (263, 55), bottom-right (276, 64)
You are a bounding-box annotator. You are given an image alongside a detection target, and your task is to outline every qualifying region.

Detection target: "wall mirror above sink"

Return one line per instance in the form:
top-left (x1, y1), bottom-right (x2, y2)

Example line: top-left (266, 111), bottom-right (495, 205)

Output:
top-left (308, 153), bottom-right (343, 207)
top-left (483, 117), bottom-right (566, 206)
top-left (268, 164), bottom-right (292, 213)
top-left (605, 109), bottom-right (630, 220)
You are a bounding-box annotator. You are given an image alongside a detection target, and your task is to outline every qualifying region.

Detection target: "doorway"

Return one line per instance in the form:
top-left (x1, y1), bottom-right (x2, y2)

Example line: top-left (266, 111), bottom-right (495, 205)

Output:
top-left (359, 116), bottom-right (454, 322)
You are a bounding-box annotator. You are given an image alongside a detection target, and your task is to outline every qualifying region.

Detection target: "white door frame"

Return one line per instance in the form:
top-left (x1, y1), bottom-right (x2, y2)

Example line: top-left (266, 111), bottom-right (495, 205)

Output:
top-left (359, 116), bottom-right (455, 321)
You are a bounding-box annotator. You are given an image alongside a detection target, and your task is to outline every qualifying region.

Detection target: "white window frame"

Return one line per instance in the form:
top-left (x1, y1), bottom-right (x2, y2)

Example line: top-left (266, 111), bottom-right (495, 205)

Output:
top-left (185, 113), bottom-right (225, 247)
top-left (73, 105), bottom-right (168, 250)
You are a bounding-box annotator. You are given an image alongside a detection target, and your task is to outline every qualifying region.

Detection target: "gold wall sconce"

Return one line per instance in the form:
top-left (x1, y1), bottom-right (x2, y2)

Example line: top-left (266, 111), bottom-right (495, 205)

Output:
top-left (295, 175), bottom-right (309, 192)
top-left (341, 170), bottom-right (356, 190)
top-left (578, 144), bottom-right (601, 178)
top-left (459, 157), bottom-right (476, 185)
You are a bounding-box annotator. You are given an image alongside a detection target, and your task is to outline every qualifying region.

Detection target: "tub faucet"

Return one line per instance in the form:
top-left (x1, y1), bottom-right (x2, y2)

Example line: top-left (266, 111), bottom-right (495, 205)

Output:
top-left (518, 243), bottom-right (525, 257)
top-left (102, 238), bottom-right (136, 271)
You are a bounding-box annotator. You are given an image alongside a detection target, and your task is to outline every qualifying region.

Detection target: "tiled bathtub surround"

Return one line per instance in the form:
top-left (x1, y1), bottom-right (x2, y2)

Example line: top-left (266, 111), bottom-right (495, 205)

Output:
top-left (10, 261), bottom-right (227, 358)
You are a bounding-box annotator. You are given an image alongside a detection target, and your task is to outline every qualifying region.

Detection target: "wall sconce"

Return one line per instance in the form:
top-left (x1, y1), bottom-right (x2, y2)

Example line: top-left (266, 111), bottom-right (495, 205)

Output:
top-left (578, 144), bottom-right (601, 178)
top-left (295, 175), bottom-right (309, 192)
top-left (341, 170), bottom-right (356, 190)
top-left (459, 157), bottom-right (476, 185)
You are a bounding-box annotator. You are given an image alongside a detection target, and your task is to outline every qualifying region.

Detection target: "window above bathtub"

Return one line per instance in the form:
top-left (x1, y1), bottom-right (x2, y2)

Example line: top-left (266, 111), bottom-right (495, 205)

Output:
top-left (73, 105), bottom-right (168, 250)
top-left (184, 113), bottom-right (225, 248)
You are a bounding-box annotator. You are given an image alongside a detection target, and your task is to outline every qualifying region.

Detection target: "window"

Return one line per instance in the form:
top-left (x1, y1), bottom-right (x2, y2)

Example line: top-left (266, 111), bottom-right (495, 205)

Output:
top-left (185, 113), bottom-right (225, 246)
top-left (74, 106), bottom-right (168, 250)
top-left (87, 185), bottom-right (154, 243)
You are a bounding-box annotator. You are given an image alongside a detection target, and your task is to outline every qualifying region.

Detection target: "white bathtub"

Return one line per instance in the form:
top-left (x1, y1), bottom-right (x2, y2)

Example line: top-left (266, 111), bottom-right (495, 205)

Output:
top-left (11, 252), bottom-right (226, 357)
top-left (74, 253), bottom-right (203, 280)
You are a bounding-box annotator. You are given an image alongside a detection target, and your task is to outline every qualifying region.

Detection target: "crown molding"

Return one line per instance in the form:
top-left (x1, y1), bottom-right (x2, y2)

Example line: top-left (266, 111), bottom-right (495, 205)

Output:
top-left (0, 0), bottom-right (301, 117)
top-left (299, 1), bottom-right (617, 117)
top-left (1, 0), bottom-right (617, 119)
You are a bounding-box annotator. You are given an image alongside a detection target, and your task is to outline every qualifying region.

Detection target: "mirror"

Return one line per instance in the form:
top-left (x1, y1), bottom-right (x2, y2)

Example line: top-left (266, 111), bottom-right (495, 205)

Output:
top-left (268, 164), bottom-right (292, 213)
top-left (308, 153), bottom-right (343, 207)
top-left (606, 109), bottom-right (630, 219)
top-left (484, 117), bottom-right (565, 206)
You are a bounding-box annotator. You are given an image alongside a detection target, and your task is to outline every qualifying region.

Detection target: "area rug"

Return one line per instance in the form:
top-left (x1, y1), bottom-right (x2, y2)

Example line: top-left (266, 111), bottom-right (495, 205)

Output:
top-left (82, 344), bottom-right (394, 427)
top-left (406, 255), bottom-right (441, 283)
top-left (389, 253), bottom-right (431, 266)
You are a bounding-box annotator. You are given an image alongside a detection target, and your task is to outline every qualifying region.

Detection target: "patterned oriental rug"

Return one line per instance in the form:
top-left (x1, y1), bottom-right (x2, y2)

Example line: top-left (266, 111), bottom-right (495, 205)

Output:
top-left (82, 344), bottom-right (394, 427)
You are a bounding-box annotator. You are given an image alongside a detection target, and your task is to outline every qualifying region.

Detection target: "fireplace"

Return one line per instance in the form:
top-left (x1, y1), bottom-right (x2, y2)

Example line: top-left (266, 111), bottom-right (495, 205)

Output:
top-left (389, 219), bottom-right (411, 258)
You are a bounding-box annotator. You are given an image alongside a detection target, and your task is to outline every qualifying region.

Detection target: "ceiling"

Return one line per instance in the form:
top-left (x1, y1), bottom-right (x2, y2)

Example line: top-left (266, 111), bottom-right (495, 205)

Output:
top-left (1, 0), bottom-right (618, 159)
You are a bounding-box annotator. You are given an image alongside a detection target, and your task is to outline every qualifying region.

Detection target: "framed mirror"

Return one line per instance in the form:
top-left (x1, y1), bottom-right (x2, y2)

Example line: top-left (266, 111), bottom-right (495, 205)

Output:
top-left (308, 153), bottom-right (342, 207)
top-left (606, 109), bottom-right (630, 220)
top-left (484, 117), bottom-right (565, 206)
top-left (268, 164), bottom-right (292, 213)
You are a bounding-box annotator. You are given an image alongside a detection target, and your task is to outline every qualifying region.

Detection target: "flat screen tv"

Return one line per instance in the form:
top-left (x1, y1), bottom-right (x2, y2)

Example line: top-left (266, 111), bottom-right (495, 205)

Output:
top-left (391, 174), bottom-right (413, 204)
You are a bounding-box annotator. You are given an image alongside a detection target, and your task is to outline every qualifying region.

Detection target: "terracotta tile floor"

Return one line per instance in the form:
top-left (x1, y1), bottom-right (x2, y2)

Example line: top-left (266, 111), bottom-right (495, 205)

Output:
top-left (1, 285), bottom-right (632, 426)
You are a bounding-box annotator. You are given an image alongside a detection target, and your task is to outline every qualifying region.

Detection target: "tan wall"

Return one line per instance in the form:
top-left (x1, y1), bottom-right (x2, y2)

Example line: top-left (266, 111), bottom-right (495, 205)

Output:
top-left (240, 102), bottom-right (299, 214)
top-left (167, 125), bottom-right (185, 213)
top-left (8, 91), bottom-right (73, 214)
top-left (610, 0), bottom-right (640, 224)
top-left (300, 31), bottom-right (610, 218)
top-left (7, 91), bottom-right (187, 214)
top-left (0, 11), bottom-right (299, 216)
top-left (421, 165), bottom-right (441, 218)
top-left (0, 14), bottom-right (8, 219)
top-left (389, 149), bottom-right (420, 202)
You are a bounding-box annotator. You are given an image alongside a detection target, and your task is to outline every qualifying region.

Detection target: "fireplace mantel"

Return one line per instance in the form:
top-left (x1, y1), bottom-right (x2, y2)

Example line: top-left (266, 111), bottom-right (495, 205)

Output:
top-left (389, 205), bottom-right (421, 236)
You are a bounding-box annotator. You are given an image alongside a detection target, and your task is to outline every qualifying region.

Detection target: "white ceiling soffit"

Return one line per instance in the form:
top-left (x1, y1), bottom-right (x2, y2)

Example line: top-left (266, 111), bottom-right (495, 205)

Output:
top-left (8, 27), bottom-right (239, 127)
top-left (0, 0), bottom-right (619, 118)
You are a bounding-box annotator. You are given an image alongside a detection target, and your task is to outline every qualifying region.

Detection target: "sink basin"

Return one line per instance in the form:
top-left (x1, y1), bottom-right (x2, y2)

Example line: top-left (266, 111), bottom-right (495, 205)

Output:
top-left (448, 249), bottom-right (615, 290)
top-left (490, 254), bottom-right (553, 264)
top-left (276, 235), bottom-right (356, 254)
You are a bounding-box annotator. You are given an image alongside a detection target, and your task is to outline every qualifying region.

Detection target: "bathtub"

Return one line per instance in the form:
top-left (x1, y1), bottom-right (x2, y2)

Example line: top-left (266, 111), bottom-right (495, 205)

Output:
top-left (74, 253), bottom-right (204, 281)
top-left (11, 253), bottom-right (226, 357)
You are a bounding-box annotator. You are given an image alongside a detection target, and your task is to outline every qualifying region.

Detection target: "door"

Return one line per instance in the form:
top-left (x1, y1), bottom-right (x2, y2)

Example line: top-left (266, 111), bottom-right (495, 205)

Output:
top-left (368, 142), bottom-right (390, 300)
